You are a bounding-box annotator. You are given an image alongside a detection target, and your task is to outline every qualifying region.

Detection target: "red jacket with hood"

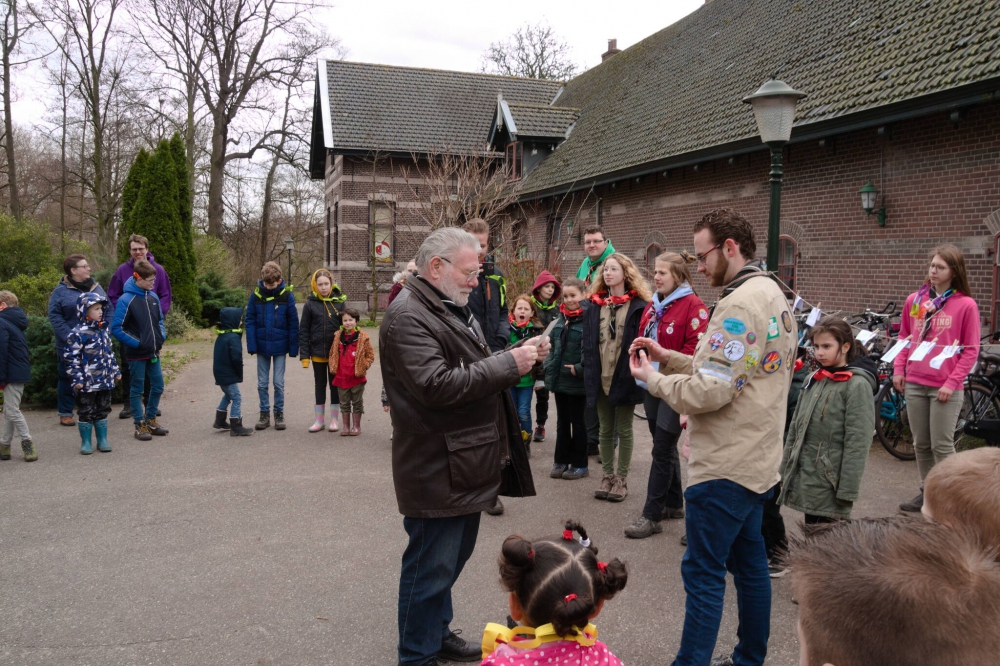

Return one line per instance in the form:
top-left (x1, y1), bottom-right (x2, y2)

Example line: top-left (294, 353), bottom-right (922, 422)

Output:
top-left (530, 270), bottom-right (562, 328)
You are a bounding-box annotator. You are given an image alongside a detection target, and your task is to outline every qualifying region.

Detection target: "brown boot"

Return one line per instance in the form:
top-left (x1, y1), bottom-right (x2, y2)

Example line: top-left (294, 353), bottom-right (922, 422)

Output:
top-left (607, 475), bottom-right (628, 502)
top-left (350, 413), bottom-right (362, 436)
top-left (595, 474), bottom-right (615, 500)
top-left (340, 413), bottom-right (352, 436)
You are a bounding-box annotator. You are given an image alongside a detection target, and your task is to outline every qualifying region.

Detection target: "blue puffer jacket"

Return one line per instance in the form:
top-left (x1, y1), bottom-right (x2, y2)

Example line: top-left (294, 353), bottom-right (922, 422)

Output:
top-left (111, 278), bottom-right (166, 361)
top-left (63, 292), bottom-right (120, 392)
top-left (213, 307), bottom-right (244, 386)
top-left (0, 305), bottom-right (31, 385)
top-left (245, 280), bottom-right (299, 357)
top-left (48, 277), bottom-right (112, 352)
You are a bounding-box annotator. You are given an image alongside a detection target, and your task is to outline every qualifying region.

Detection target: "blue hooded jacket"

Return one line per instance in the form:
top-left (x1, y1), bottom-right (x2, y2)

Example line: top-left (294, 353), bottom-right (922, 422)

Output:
top-left (213, 307), bottom-right (244, 386)
top-left (111, 277), bottom-right (166, 361)
top-left (48, 277), bottom-right (111, 352)
top-left (0, 305), bottom-right (31, 385)
top-left (64, 292), bottom-right (120, 392)
top-left (245, 280), bottom-right (299, 357)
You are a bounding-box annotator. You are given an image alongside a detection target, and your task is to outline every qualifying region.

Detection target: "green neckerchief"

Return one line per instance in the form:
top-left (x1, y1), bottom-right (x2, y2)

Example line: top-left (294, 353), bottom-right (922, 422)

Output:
top-left (215, 327), bottom-right (243, 335)
top-left (576, 240), bottom-right (616, 282)
top-left (531, 296), bottom-right (556, 311)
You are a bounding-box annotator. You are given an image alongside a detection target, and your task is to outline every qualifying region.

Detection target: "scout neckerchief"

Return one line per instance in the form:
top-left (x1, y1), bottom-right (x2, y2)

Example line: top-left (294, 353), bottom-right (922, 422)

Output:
top-left (591, 289), bottom-right (636, 340)
top-left (215, 327), bottom-right (242, 335)
top-left (481, 622), bottom-right (598, 656)
top-left (643, 283), bottom-right (694, 342)
top-left (340, 327), bottom-right (359, 350)
top-left (531, 296), bottom-right (556, 312)
top-left (314, 288), bottom-right (347, 319)
top-left (911, 284), bottom-right (955, 341)
top-left (559, 303), bottom-right (584, 320)
top-left (509, 314), bottom-right (535, 344)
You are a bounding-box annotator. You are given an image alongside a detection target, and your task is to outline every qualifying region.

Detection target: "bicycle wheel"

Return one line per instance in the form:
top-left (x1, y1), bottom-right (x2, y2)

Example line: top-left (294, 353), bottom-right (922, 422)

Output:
top-left (875, 381), bottom-right (915, 460)
top-left (954, 382), bottom-right (1000, 451)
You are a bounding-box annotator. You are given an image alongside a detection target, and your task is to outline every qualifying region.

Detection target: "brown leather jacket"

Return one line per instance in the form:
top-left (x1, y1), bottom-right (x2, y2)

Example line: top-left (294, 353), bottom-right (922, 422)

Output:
top-left (379, 276), bottom-right (536, 518)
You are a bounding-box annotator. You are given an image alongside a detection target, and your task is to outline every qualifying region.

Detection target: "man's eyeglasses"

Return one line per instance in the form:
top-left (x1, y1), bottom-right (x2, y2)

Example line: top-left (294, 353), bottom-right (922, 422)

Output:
top-left (695, 243), bottom-right (723, 265)
top-left (75, 264), bottom-right (91, 270)
top-left (439, 257), bottom-right (480, 282)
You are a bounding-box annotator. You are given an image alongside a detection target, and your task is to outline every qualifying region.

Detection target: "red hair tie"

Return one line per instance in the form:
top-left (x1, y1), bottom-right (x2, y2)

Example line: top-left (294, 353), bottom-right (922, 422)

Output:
top-left (562, 529), bottom-right (574, 540)
top-left (527, 548), bottom-right (534, 559)
top-left (597, 562), bottom-right (608, 573)
top-left (564, 594), bottom-right (577, 603)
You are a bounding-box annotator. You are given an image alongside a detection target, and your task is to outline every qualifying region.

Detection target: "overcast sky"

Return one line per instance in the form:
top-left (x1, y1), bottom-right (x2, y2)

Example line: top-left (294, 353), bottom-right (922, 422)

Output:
top-left (12, 0), bottom-right (704, 126)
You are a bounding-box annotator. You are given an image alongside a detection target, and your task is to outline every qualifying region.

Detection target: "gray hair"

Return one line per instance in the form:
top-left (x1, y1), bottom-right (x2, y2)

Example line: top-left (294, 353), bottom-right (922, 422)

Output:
top-left (415, 227), bottom-right (481, 272)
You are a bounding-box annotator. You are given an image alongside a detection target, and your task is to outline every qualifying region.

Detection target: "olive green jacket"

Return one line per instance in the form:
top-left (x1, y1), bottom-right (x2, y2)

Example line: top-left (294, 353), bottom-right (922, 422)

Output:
top-left (778, 365), bottom-right (877, 519)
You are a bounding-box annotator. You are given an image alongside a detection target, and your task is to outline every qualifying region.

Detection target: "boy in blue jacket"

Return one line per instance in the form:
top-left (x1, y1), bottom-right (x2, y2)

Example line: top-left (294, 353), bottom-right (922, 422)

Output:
top-left (65, 292), bottom-right (121, 454)
top-left (111, 259), bottom-right (168, 442)
top-left (245, 261), bottom-right (299, 431)
top-left (0, 290), bottom-right (36, 462)
top-left (213, 307), bottom-right (253, 436)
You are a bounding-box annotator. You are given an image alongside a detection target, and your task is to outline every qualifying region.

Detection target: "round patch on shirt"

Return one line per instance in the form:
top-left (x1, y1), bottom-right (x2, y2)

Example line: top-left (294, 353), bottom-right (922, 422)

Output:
top-left (734, 374), bottom-right (749, 393)
top-left (699, 308), bottom-right (709, 320)
top-left (745, 348), bottom-right (760, 370)
top-left (782, 311), bottom-right (793, 332)
top-left (746, 332), bottom-right (756, 345)
top-left (763, 350), bottom-right (782, 373)
top-left (691, 317), bottom-right (700, 330)
top-left (724, 339), bottom-right (746, 362)
top-left (666, 324), bottom-right (674, 335)
top-left (709, 332), bottom-right (725, 351)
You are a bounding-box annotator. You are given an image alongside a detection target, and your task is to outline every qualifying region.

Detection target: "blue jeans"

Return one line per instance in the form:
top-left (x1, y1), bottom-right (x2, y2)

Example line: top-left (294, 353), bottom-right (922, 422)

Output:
top-left (398, 512), bottom-right (481, 665)
top-left (256, 355), bottom-right (286, 413)
top-left (57, 357), bottom-right (76, 417)
top-left (218, 384), bottom-right (242, 419)
top-left (510, 386), bottom-right (533, 435)
top-left (672, 479), bottom-right (774, 666)
top-left (128, 359), bottom-right (164, 424)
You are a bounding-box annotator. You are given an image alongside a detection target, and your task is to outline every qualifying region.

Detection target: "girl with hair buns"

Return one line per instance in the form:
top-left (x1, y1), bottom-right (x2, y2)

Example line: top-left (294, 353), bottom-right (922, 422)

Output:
top-left (480, 520), bottom-right (628, 666)
top-left (582, 253), bottom-right (651, 503)
top-left (625, 251), bottom-right (708, 539)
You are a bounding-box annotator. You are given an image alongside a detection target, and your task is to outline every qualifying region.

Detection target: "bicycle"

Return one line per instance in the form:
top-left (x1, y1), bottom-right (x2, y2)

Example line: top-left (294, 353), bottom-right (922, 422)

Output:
top-left (955, 332), bottom-right (1000, 449)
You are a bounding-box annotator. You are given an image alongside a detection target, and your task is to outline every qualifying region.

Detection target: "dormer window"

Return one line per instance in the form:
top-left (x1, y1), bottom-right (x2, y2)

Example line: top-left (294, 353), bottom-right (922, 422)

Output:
top-left (506, 141), bottom-right (523, 181)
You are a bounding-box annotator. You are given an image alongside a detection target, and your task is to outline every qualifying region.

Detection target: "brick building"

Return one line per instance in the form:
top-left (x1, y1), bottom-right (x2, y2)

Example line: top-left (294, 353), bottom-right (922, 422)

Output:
top-left (311, 0), bottom-right (1000, 323)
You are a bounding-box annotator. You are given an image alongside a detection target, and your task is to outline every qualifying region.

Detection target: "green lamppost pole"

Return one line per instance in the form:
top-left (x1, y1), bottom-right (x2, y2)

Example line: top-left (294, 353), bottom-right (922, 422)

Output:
top-left (743, 79), bottom-right (806, 272)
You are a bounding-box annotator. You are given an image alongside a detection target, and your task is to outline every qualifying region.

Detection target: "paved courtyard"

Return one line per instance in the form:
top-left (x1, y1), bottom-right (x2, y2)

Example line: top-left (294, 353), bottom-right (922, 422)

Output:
top-left (0, 336), bottom-right (920, 665)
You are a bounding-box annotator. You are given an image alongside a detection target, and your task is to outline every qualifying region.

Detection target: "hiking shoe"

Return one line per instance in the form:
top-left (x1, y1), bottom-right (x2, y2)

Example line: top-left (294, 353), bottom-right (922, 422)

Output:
top-left (624, 516), bottom-right (662, 539)
top-left (550, 463), bottom-right (569, 478)
top-left (274, 412), bottom-right (286, 431)
top-left (213, 409), bottom-right (230, 430)
top-left (436, 629), bottom-right (481, 662)
top-left (533, 425), bottom-right (545, 442)
top-left (485, 498), bottom-right (504, 516)
top-left (118, 405), bottom-right (132, 420)
top-left (255, 412), bottom-right (270, 430)
top-left (562, 466), bottom-right (589, 480)
top-left (21, 440), bottom-right (37, 462)
top-left (661, 507), bottom-right (685, 520)
top-left (899, 491), bottom-right (924, 512)
top-left (607, 475), bottom-right (628, 502)
top-left (0, 444), bottom-right (10, 460)
top-left (60, 416), bottom-right (76, 427)
top-left (146, 419), bottom-right (168, 436)
top-left (134, 422), bottom-right (153, 441)
top-left (595, 474), bottom-right (614, 500)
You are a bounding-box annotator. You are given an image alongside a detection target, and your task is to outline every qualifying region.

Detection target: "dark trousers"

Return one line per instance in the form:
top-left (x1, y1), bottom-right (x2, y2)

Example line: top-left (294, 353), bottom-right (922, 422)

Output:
top-left (643, 393), bottom-right (683, 520)
top-left (761, 481), bottom-right (788, 560)
top-left (56, 358), bottom-right (76, 417)
top-left (398, 512), bottom-right (481, 665)
top-left (76, 390), bottom-right (112, 423)
top-left (584, 406), bottom-right (600, 445)
top-left (534, 387), bottom-right (549, 426)
top-left (312, 361), bottom-right (339, 405)
top-left (553, 393), bottom-right (588, 468)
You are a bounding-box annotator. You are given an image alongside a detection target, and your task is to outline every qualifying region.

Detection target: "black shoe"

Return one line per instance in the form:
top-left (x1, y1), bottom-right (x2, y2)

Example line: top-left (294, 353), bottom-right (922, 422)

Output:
top-left (661, 506), bottom-right (685, 520)
top-left (229, 417), bottom-right (254, 437)
top-left (436, 630), bottom-right (481, 662)
top-left (213, 410), bottom-right (230, 430)
top-left (485, 498), bottom-right (504, 516)
top-left (533, 425), bottom-right (545, 442)
top-left (118, 406), bottom-right (132, 420)
top-left (899, 491), bottom-right (924, 512)
top-left (587, 441), bottom-right (600, 457)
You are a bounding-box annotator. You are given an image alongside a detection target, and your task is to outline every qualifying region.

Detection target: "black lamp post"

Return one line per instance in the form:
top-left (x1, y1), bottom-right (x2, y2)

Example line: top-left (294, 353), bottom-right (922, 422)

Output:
top-left (743, 79), bottom-right (806, 272)
top-left (284, 237), bottom-right (295, 284)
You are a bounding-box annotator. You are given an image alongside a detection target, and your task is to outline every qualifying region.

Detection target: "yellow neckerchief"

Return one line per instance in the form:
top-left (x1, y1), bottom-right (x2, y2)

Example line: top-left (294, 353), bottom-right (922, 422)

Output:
top-left (215, 328), bottom-right (242, 335)
top-left (481, 622), bottom-right (598, 656)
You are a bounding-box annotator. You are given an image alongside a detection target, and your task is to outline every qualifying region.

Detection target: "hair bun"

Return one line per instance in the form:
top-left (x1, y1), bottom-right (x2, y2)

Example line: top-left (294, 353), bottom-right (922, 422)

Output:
top-left (678, 250), bottom-right (697, 264)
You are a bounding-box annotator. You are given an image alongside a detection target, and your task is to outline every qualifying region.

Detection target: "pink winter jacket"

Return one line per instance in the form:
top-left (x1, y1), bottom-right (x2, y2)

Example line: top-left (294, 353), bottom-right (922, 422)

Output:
top-left (894, 290), bottom-right (980, 392)
top-left (480, 639), bottom-right (623, 666)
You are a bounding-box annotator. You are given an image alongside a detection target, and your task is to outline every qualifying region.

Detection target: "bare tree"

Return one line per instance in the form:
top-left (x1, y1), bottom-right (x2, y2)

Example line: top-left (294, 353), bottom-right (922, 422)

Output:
top-left (480, 22), bottom-right (578, 81)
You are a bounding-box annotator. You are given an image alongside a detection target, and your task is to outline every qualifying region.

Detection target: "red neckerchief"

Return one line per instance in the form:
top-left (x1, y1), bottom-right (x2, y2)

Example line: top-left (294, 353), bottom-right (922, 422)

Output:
top-left (508, 313), bottom-right (532, 328)
top-left (794, 358), bottom-right (805, 372)
top-left (814, 368), bottom-right (853, 382)
top-left (590, 289), bottom-right (636, 307)
top-left (559, 303), bottom-right (584, 319)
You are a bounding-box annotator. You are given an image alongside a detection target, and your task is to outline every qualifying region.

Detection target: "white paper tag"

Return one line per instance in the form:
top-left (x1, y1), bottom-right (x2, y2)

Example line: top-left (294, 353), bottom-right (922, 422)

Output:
top-left (856, 330), bottom-right (877, 344)
top-left (929, 343), bottom-right (959, 370)
top-left (806, 308), bottom-right (821, 327)
top-left (792, 296), bottom-right (803, 312)
top-left (879, 339), bottom-right (910, 364)
top-left (909, 340), bottom-right (936, 363)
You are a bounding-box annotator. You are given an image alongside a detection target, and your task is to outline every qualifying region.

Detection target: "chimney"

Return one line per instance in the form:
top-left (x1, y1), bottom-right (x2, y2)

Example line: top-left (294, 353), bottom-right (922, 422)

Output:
top-left (602, 39), bottom-right (621, 62)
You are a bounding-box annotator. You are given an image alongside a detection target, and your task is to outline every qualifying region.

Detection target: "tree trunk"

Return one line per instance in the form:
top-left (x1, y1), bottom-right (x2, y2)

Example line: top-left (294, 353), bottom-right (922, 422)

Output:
top-left (88, 71), bottom-right (113, 258)
top-left (2, 47), bottom-right (20, 220)
top-left (207, 111), bottom-right (227, 237)
top-left (259, 154), bottom-right (278, 268)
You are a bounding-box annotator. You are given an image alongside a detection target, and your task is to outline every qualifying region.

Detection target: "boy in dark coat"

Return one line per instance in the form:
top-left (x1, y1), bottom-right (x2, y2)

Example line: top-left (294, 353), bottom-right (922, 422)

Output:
top-left (246, 261), bottom-right (299, 431)
top-left (530, 270), bottom-right (562, 442)
top-left (65, 291), bottom-right (121, 454)
top-left (0, 291), bottom-right (36, 462)
top-left (213, 307), bottom-right (253, 436)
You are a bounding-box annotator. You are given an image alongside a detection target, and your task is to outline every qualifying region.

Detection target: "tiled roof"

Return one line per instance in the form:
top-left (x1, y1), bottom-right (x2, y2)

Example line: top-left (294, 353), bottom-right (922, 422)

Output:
top-left (519, 0), bottom-right (1000, 194)
top-left (506, 103), bottom-right (580, 140)
top-left (318, 61), bottom-right (563, 155)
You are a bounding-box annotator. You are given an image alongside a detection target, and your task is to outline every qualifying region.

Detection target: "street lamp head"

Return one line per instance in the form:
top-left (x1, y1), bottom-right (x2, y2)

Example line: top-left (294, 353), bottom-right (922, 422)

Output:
top-left (859, 182), bottom-right (879, 214)
top-left (743, 78), bottom-right (807, 145)
top-left (284, 237), bottom-right (295, 252)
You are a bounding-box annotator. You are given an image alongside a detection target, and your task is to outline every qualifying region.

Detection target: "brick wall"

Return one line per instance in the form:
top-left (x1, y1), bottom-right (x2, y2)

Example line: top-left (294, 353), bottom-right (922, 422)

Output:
top-left (520, 101), bottom-right (1000, 328)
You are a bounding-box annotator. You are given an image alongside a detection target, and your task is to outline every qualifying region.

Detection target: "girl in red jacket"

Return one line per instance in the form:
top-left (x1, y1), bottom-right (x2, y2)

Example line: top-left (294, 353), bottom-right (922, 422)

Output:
top-left (329, 308), bottom-right (375, 437)
top-left (625, 251), bottom-right (708, 539)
